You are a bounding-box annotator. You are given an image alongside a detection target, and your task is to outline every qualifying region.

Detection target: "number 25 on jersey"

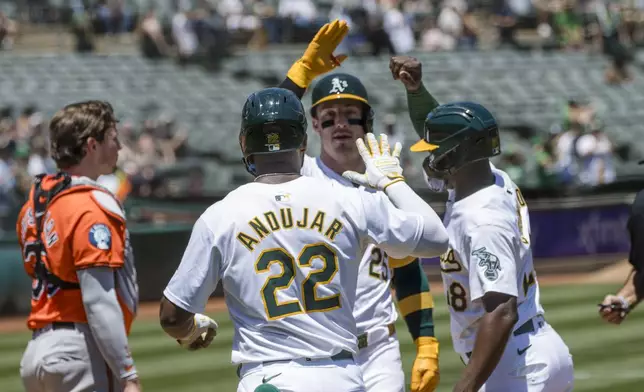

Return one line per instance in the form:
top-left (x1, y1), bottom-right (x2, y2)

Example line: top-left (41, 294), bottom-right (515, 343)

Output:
top-left (255, 243), bottom-right (340, 320)
top-left (368, 248), bottom-right (389, 281)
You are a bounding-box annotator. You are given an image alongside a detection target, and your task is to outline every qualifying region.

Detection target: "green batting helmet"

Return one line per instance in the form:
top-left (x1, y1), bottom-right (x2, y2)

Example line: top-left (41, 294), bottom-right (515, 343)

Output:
top-left (410, 102), bottom-right (501, 174)
top-left (240, 87), bottom-right (308, 174)
top-left (310, 73), bottom-right (374, 132)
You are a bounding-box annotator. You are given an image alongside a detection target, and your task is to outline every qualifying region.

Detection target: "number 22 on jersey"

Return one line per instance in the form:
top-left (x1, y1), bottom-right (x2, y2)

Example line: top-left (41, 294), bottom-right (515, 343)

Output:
top-left (255, 243), bottom-right (340, 320)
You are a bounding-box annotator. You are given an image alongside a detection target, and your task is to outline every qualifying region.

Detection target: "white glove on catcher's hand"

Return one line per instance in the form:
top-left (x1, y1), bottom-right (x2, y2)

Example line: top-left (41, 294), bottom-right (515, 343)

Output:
top-left (342, 133), bottom-right (405, 191)
top-left (177, 313), bottom-right (218, 351)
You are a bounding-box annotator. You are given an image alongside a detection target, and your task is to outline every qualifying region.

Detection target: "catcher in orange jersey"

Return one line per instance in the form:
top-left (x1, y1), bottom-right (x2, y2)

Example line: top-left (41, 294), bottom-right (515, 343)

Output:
top-left (17, 101), bottom-right (141, 392)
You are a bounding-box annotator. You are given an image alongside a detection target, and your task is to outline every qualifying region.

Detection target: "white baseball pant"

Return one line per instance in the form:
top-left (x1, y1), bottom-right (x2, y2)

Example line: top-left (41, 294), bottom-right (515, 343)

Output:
top-left (356, 324), bottom-right (405, 392)
top-left (236, 350), bottom-right (365, 392)
top-left (460, 315), bottom-right (574, 392)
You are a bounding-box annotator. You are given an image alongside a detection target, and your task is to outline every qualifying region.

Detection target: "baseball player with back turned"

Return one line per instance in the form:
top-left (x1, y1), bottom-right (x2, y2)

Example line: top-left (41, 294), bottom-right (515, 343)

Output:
top-left (390, 56), bottom-right (574, 392)
top-left (158, 86), bottom-right (449, 392)
top-left (277, 20), bottom-right (442, 392)
top-left (17, 101), bottom-right (141, 392)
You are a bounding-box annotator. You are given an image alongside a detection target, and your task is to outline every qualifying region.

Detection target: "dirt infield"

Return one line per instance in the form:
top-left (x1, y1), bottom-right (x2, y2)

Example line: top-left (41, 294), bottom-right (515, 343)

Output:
top-left (0, 260), bottom-right (630, 334)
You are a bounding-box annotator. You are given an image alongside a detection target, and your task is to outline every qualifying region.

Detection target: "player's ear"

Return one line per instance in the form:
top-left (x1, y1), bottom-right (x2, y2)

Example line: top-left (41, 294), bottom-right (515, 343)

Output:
top-left (85, 137), bottom-right (97, 153)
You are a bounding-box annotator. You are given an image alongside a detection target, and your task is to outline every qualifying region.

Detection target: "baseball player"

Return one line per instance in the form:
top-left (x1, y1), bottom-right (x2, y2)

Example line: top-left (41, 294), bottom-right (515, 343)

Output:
top-left (17, 101), bottom-right (141, 392)
top-left (159, 87), bottom-right (449, 392)
top-left (391, 56), bottom-right (575, 391)
top-left (598, 184), bottom-right (644, 324)
top-left (275, 20), bottom-right (441, 392)
top-left (396, 89), bottom-right (575, 391)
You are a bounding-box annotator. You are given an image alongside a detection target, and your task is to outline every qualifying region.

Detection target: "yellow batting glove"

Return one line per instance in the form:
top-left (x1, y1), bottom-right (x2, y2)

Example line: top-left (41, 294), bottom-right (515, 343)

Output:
top-left (411, 337), bottom-right (440, 392)
top-left (286, 19), bottom-right (349, 88)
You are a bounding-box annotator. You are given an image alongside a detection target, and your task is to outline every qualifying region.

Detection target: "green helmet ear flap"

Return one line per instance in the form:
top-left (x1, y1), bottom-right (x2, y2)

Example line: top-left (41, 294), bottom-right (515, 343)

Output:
top-left (241, 157), bottom-right (257, 176)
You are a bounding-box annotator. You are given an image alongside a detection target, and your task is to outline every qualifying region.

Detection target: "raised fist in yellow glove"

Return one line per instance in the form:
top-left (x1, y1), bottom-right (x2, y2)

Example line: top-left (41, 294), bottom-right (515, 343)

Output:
top-left (287, 19), bottom-right (349, 88)
top-left (411, 337), bottom-right (440, 392)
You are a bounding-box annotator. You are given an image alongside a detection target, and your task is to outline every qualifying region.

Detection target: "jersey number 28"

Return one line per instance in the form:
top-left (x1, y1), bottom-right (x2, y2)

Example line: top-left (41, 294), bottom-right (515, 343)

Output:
top-left (255, 243), bottom-right (340, 320)
top-left (446, 282), bottom-right (468, 312)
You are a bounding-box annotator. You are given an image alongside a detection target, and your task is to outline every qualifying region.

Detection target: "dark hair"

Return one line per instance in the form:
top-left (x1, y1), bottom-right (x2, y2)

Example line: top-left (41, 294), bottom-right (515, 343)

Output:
top-left (49, 100), bottom-right (117, 168)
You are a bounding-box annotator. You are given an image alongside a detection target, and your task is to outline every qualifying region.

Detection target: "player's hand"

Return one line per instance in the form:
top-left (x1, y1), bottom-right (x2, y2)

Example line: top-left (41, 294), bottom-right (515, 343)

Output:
top-left (287, 19), bottom-right (349, 88)
top-left (389, 56), bottom-right (423, 92)
top-left (598, 294), bottom-right (631, 324)
top-left (342, 133), bottom-right (405, 191)
top-left (123, 378), bottom-right (142, 392)
top-left (411, 337), bottom-right (440, 392)
top-left (177, 313), bottom-right (218, 351)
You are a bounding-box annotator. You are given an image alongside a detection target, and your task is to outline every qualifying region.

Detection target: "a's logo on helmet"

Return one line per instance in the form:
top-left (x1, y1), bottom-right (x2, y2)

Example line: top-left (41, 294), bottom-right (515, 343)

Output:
top-left (329, 77), bottom-right (348, 94)
top-left (265, 133), bottom-right (281, 151)
top-left (266, 133), bottom-right (280, 144)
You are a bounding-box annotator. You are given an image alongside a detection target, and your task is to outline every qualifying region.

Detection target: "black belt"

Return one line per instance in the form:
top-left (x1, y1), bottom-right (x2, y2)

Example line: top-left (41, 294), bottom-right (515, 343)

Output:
top-left (357, 323), bottom-right (396, 350)
top-left (463, 317), bottom-right (544, 360)
top-left (236, 349), bottom-right (354, 378)
top-left (271, 349), bottom-right (353, 364)
top-left (51, 322), bottom-right (76, 330)
top-left (32, 322), bottom-right (76, 338)
top-left (512, 317), bottom-right (541, 337)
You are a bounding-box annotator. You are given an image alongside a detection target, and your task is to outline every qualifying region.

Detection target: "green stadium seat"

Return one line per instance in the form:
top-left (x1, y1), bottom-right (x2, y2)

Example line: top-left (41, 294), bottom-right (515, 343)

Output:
top-left (3, 50), bottom-right (644, 189)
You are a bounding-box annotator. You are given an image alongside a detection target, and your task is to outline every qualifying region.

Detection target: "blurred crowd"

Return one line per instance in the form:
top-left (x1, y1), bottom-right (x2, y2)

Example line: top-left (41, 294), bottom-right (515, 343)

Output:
top-left (2, 0), bottom-right (644, 81)
top-left (495, 98), bottom-right (624, 190)
top-left (0, 104), bottom-right (196, 233)
top-left (0, 0), bottom-right (641, 217)
top-left (0, 97), bottom-right (622, 223)
top-left (0, 7), bottom-right (17, 49)
top-left (368, 98), bottom-right (622, 191)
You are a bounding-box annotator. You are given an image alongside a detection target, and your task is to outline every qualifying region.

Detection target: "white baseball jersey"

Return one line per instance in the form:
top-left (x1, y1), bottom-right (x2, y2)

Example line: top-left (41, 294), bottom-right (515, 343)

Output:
top-left (163, 175), bottom-right (424, 364)
top-left (438, 164), bottom-right (544, 355)
top-left (301, 155), bottom-right (398, 334)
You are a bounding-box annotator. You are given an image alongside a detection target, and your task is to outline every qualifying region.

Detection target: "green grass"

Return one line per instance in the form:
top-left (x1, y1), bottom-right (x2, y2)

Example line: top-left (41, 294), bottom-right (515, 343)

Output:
top-left (1, 283), bottom-right (643, 391)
